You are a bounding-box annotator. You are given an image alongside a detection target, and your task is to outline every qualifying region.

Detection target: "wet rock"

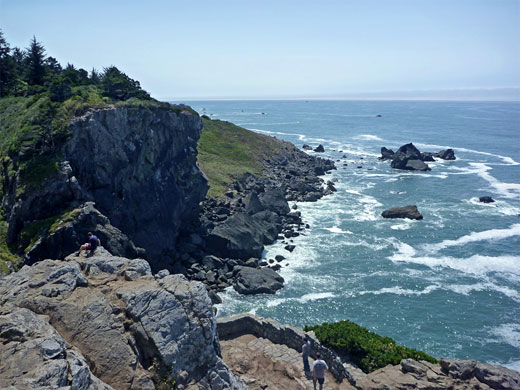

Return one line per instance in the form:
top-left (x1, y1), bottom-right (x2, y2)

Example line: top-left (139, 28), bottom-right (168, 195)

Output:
top-left (382, 205), bottom-right (423, 220)
top-left (479, 196), bottom-right (495, 203)
top-left (434, 149), bottom-right (456, 160)
top-left (314, 144), bottom-right (325, 153)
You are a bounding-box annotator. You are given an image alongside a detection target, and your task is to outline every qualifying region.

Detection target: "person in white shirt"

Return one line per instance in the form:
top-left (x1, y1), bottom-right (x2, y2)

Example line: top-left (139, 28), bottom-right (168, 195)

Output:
top-left (312, 352), bottom-right (329, 390)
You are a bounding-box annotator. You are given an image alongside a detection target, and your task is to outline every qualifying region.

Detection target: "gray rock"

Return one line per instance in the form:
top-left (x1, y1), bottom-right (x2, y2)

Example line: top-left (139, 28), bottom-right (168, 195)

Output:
top-left (434, 149), bottom-right (456, 160)
top-left (0, 250), bottom-right (246, 390)
top-left (382, 205), bottom-right (423, 220)
top-left (233, 266), bottom-right (284, 294)
top-left (0, 307), bottom-right (113, 390)
top-left (314, 144), bottom-right (325, 153)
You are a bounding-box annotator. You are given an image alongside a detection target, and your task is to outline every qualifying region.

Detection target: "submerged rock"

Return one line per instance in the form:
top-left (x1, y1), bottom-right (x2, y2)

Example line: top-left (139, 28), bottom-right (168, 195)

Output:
top-left (382, 205), bottom-right (423, 220)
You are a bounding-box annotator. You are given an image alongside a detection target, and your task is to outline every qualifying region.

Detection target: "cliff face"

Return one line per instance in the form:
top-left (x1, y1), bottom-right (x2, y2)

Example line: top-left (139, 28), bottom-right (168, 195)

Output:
top-left (2, 104), bottom-right (208, 269)
top-left (64, 106), bottom-right (208, 263)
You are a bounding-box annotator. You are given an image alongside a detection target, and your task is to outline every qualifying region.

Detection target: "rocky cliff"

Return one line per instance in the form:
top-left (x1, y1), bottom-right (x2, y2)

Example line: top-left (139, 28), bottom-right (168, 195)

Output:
top-left (0, 249), bottom-right (246, 390)
top-left (2, 103), bottom-right (207, 270)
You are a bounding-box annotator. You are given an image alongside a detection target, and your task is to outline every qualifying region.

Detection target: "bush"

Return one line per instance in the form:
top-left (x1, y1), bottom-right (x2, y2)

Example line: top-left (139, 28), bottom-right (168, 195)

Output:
top-left (304, 320), bottom-right (437, 373)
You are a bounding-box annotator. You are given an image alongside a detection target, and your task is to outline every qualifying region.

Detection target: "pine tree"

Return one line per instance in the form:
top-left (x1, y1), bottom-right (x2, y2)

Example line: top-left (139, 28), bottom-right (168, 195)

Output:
top-left (25, 36), bottom-right (46, 86)
top-left (0, 29), bottom-right (14, 97)
top-left (90, 68), bottom-right (101, 85)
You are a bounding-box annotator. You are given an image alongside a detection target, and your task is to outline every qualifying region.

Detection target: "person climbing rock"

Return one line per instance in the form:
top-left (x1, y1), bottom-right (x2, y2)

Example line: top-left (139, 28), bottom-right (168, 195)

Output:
top-left (76, 232), bottom-right (100, 256)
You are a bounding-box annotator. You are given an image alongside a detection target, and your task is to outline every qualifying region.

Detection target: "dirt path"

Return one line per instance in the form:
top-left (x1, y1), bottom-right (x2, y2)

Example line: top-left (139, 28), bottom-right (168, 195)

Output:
top-left (220, 334), bottom-right (354, 390)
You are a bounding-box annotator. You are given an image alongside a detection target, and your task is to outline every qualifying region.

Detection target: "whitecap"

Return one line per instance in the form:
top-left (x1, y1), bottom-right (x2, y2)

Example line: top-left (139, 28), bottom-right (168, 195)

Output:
top-left (447, 282), bottom-right (520, 302)
top-left (324, 227), bottom-right (353, 234)
top-left (354, 134), bottom-right (384, 141)
top-left (265, 292), bottom-right (335, 308)
top-left (421, 224), bottom-right (520, 253)
top-left (466, 163), bottom-right (520, 199)
top-left (360, 284), bottom-right (440, 296)
top-left (489, 324), bottom-right (520, 349)
top-left (389, 253), bottom-right (520, 278)
top-left (466, 198), bottom-right (520, 216)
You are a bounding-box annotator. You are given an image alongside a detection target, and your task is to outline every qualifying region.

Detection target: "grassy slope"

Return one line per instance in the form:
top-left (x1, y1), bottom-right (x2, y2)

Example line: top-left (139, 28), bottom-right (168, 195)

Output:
top-left (198, 117), bottom-right (293, 198)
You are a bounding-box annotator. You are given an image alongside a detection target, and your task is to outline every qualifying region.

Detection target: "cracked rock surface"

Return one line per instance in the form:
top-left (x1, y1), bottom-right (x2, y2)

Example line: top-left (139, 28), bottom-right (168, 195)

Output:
top-left (0, 248), bottom-right (246, 390)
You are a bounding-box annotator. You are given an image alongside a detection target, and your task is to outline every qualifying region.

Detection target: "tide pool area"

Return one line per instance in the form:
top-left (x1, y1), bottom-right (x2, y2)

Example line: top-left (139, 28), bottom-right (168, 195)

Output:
top-left (181, 100), bottom-right (520, 371)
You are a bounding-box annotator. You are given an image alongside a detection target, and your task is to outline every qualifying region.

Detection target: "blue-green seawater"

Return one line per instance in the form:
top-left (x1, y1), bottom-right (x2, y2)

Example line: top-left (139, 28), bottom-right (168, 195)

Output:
top-left (181, 100), bottom-right (520, 371)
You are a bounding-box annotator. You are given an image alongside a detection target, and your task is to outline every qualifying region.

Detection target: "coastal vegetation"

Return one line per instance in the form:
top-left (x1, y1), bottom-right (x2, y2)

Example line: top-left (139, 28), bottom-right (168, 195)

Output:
top-left (198, 117), bottom-right (293, 198)
top-left (305, 320), bottom-right (437, 373)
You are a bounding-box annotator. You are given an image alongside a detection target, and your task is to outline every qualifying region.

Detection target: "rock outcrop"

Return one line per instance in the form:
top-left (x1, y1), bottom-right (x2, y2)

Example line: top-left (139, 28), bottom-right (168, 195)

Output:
top-left (382, 205), bottom-right (423, 220)
top-left (380, 143), bottom-right (456, 171)
top-left (356, 358), bottom-right (520, 390)
top-left (480, 196), bottom-right (495, 203)
top-left (0, 248), bottom-right (246, 390)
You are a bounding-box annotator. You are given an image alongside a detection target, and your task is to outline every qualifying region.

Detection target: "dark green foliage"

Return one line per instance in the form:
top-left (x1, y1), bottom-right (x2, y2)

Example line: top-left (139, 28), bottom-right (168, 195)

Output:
top-left (25, 36), bottom-right (46, 86)
top-left (102, 66), bottom-right (150, 101)
top-left (0, 29), bottom-right (15, 98)
top-left (304, 320), bottom-right (437, 373)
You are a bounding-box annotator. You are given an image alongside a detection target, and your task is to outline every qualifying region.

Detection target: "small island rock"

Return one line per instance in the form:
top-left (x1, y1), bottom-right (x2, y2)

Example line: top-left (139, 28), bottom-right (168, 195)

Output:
top-left (479, 196), bottom-right (495, 203)
top-left (382, 205), bottom-right (423, 220)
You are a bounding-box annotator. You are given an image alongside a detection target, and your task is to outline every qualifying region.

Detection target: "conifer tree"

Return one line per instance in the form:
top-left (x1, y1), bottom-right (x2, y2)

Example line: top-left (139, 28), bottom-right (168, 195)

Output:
top-left (0, 29), bottom-right (14, 97)
top-left (25, 36), bottom-right (46, 86)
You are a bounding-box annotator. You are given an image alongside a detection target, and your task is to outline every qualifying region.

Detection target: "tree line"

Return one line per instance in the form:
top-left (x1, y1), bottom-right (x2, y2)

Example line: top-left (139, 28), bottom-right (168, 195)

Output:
top-left (0, 30), bottom-right (150, 102)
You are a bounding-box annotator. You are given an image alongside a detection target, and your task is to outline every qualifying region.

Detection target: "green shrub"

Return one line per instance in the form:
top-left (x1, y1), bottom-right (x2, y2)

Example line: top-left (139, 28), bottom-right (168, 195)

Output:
top-left (304, 320), bottom-right (437, 373)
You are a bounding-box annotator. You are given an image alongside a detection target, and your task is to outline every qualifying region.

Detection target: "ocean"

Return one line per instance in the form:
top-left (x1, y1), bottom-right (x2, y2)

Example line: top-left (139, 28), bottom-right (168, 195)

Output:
top-left (181, 100), bottom-right (520, 371)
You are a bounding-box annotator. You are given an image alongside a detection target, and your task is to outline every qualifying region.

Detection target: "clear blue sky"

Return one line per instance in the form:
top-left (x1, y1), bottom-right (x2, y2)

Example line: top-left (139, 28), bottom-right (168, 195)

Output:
top-left (1, 0), bottom-right (519, 100)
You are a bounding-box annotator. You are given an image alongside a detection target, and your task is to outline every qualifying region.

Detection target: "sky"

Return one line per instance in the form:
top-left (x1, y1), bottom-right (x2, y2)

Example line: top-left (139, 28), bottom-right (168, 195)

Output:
top-left (1, 0), bottom-right (519, 100)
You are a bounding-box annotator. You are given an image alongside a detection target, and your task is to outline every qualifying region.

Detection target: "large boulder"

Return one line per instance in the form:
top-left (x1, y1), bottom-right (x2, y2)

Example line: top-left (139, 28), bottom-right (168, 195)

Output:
top-left (314, 144), bottom-right (325, 153)
top-left (0, 249), bottom-right (246, 390)
top-left (258, 187), bottom-right (291, 216)
top-left (206, 211), bottom-right (281, 259)
top-left (233, 266), bottom-right (284, 294)
top-left (382, 205), bottom-right (423, 220)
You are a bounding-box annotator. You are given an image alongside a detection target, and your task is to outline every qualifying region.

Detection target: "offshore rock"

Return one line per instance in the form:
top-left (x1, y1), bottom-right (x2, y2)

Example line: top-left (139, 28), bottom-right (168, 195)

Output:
top-left (434, 148), bottom-right (456, 160)
top-left (380, 147), bottom-right (395, 160)
top-left (382, 205), bottom-right (423, 220)
top-left (480, 196), bottom-right (495, 203)
top-left (0, 248), bottom-right (246, 390)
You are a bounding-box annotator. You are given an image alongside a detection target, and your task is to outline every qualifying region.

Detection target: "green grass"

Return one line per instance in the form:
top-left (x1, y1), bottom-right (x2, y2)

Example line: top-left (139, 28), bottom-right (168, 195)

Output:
top-left (304, 320), bottom-right (437, 373)
top-left (198, 117), bottom-right (292, 198)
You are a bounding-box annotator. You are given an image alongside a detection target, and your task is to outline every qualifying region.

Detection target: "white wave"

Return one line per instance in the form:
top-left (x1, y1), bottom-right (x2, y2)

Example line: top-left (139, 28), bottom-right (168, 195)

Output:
top-left (345, 189), bottom-right (362, 195)
top-left (266, 292), bottom-right (335, 308)
top-left (467, 197), bottom-right (520, 216)
top-left (422, 224), bottom-right (520, 253)
top-left (247, 128), bottom-right (308, 141)
top-left (389, 253), bottom-right (520, 278)
top-left (503, 360), bottom-right (520, 373)
top-left (391, 223), bottom-right (411, 230)
top-left (360, 284), bottom-right (440, 296)
top-left (447, 282), bottom-right (520, 302)
top-left (324, 227), bottom-right (353, 234)
top-left (354, 134), bottom-right (384, 141)
top-left (467, 163), bottom-right (520, 199)
top-left (489, 324), bottom-right (520, 349)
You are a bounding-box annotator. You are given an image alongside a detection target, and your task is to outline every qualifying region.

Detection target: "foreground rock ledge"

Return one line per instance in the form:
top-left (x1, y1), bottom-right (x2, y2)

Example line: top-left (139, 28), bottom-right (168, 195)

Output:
top-left (0, 248), bottom-right (246, 390)
top-left (217, 314), bottom-right (520, 390)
